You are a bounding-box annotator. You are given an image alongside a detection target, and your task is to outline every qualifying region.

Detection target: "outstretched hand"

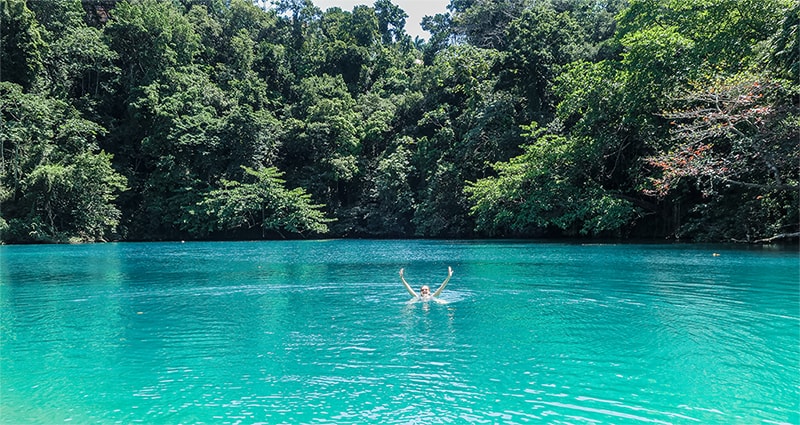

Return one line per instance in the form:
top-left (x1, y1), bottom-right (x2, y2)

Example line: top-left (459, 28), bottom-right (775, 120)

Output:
top-left (448, 266), bottom-right (453, 276)
top-left (399, 268), bottom-right (404, 277)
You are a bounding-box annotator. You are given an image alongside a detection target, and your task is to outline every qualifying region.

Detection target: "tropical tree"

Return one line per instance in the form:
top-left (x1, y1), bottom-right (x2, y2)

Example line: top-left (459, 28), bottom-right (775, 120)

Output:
top-left (0, 82), bottom-right (126, 242)
top-left (374, 0), bottom-right (408, 45)
top-left (278, 74), bottom-right (361, 216)
top-left (189, 166), bottom-right (331, 238)
top-left (411, 45), bottom-right (513, 237)
top-left (467, 124), bottom-right (638, 237)
top-left (0, 0), bottom-right (47, 90)
top-left (647, 76), bottom-right (799, 241)
top-left (104, 0), bottom-right (200, 92)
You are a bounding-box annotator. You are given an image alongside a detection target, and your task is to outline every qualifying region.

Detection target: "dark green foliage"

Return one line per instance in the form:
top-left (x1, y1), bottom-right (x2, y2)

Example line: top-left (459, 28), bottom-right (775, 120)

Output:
top-left (105, 0), bottom-right (200, 90)
top-left (1, 0), bottom-right (46, 90)
top-left (1, 0), bottom-right (796, 243)
top-left (0, 82), bottom-right (126, 242)
top-left (375, 0), bottom-right (408, 45)
top-left (770, 3), bottom-right (799, 80)
top-left (501, 4), bottom-right (590, 120)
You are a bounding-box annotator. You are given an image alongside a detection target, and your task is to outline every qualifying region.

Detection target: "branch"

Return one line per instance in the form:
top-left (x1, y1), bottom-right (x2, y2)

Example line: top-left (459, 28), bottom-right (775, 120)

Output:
top-left (717, 176), bottom-right (798, 192)
top-left (610, 193), bottom-right (658, 212)
top-left (754, 232), bottom-right (800, 243)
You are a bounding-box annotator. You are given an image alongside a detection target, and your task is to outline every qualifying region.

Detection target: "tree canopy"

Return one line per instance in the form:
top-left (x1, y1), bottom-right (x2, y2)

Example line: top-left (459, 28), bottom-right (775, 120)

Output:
top-left (1, 0), bottom-right (797, 243)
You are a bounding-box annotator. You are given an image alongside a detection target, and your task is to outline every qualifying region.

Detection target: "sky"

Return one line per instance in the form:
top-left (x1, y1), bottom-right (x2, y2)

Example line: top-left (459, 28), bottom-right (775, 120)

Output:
top-left (255, 0), bottom-right (450, 40)
top-left (314, 0), bottom-right (449, 39)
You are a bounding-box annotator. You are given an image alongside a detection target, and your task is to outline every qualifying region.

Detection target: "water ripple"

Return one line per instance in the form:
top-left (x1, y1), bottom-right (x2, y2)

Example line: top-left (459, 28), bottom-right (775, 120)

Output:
top-left (1, 242), bottom-right (797, 424)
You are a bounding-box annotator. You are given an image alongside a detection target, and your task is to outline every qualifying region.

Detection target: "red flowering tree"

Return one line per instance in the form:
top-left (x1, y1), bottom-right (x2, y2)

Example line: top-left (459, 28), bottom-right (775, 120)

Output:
top-left (647, 76), bottom-right (799, 241)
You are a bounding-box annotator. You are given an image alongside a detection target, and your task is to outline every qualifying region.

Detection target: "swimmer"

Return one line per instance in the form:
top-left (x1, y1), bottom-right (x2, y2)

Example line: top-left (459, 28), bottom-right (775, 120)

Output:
top-left (399, 266), bottom-right (453, 301)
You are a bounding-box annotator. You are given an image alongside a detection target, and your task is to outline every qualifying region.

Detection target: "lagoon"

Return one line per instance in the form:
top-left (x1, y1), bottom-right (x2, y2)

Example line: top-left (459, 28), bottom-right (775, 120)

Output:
top-left (1, 240), bottom-right (798, 424)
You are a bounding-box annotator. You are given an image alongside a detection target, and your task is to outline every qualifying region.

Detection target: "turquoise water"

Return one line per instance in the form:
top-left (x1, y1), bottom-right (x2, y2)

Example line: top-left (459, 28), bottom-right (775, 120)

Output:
top-left (1, 240), bottom-right (798, 424)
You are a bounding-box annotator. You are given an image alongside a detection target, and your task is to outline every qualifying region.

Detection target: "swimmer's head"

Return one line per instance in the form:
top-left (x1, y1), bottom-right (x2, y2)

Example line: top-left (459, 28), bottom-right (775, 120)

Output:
top-left (420, 285), bottom-right (431, 296)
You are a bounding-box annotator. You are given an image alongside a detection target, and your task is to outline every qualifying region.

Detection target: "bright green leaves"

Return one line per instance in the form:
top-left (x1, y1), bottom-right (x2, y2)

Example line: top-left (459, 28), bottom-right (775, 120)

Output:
top-left (770, 3), bottom-right (799, 79)
top-left (502, 4), bottom-right (590, 116)
top-left (609, 0), bottom-right (795, 133)
top-left (134, 67), bottom-right (227, 156)
top-left (48, 152), bottom-right (127, 241)
top-left (191, 166), bottom-right (331, 238)
top-left (467, 126), bottom-right (637, 237)
top-left (618, 0), bottom-right (792, 89)
top-left (621, 25), bottom-right (695, 108)
top-left (555, 60), bottom-right (621, 132)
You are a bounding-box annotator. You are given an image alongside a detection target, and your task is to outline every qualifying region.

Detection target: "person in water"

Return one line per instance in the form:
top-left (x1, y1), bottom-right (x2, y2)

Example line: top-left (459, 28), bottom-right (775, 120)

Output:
top-left (399, 266), bottom-right (453, 300)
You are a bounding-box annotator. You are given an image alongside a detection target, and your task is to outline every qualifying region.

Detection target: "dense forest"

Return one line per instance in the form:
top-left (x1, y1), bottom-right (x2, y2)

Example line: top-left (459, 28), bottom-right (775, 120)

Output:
top-left (1, 0), bottom-right (797, 243)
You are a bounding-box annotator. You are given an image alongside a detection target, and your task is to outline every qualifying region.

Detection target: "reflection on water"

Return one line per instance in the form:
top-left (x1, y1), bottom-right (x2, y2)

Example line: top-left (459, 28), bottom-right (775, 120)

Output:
top-left (1, 241), bottom-right (798, 424)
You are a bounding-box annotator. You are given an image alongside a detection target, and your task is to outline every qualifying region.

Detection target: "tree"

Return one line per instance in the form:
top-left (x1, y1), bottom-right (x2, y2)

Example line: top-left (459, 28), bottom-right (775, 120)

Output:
top-left (19, 152), bottom-right (127, 242)
top-left (279, 74), bottom-right (361, 215)
top-left (44, 26), bottom-right (119, 101)
top-left (466, 124), bottom-right (638, 237)
top-left (770, 2), bottom-right (799, 80)
top-left (374, 0), bottom-right (407, 45)
top-left (124, 65), bottom-right (283, 238)
top-left (420, 12), bottom-right (452, 64)
top-left (501, 4), bottom-right (590, 120)
top-left (616, 0), bottom-right (792, 113)
top-left (407, 45), bottom-right (522, 237)
top-left (318, 7), bottom-right (377, 93)
top-left (356, 141), bottom-right (416, 236)
top-left (0, 0), bottom-right (47, 90)
top-left (186, 4), bottom-right (224, 67)
top-left (274, 0), bottom-right (322, 79)
top-left (105, 0), bottom-right (200, 92)
top-left (646, 75), bottom-right (799, 241)
top-left (190, 166), bottom-right (331, 238)
top-left (0, 82), bottom-right (126, 242)
top-left (448, 0), bottom-right (528, 49)
top-left (25, 0), bottom-right (84, 42)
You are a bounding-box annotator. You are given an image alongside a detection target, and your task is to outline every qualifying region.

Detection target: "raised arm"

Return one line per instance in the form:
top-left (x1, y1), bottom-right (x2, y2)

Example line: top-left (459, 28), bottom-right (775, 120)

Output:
top-left (399, 268), bottom-right (418, 298)
top-left (432, 266), bottom-right (453, 297)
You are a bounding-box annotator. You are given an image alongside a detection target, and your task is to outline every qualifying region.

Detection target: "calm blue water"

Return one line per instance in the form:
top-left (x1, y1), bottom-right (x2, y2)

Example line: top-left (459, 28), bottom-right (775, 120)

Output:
top-left (1, 240), bottom-right (798, 424)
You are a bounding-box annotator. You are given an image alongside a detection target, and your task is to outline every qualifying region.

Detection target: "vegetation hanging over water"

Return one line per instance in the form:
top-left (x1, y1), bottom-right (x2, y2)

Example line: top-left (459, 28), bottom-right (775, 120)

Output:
top-left (1, 0), bottom-right (797, 243)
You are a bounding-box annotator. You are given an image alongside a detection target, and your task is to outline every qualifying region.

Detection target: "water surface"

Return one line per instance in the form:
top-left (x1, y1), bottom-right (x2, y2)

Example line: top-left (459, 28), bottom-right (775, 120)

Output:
top-left (1, 240), bottom-right (798, 424)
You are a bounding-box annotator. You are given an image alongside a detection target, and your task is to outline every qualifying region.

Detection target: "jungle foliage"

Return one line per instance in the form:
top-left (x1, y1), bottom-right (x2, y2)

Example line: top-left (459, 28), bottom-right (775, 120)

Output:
top-left (1, 0), bottom-right (797, 243)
